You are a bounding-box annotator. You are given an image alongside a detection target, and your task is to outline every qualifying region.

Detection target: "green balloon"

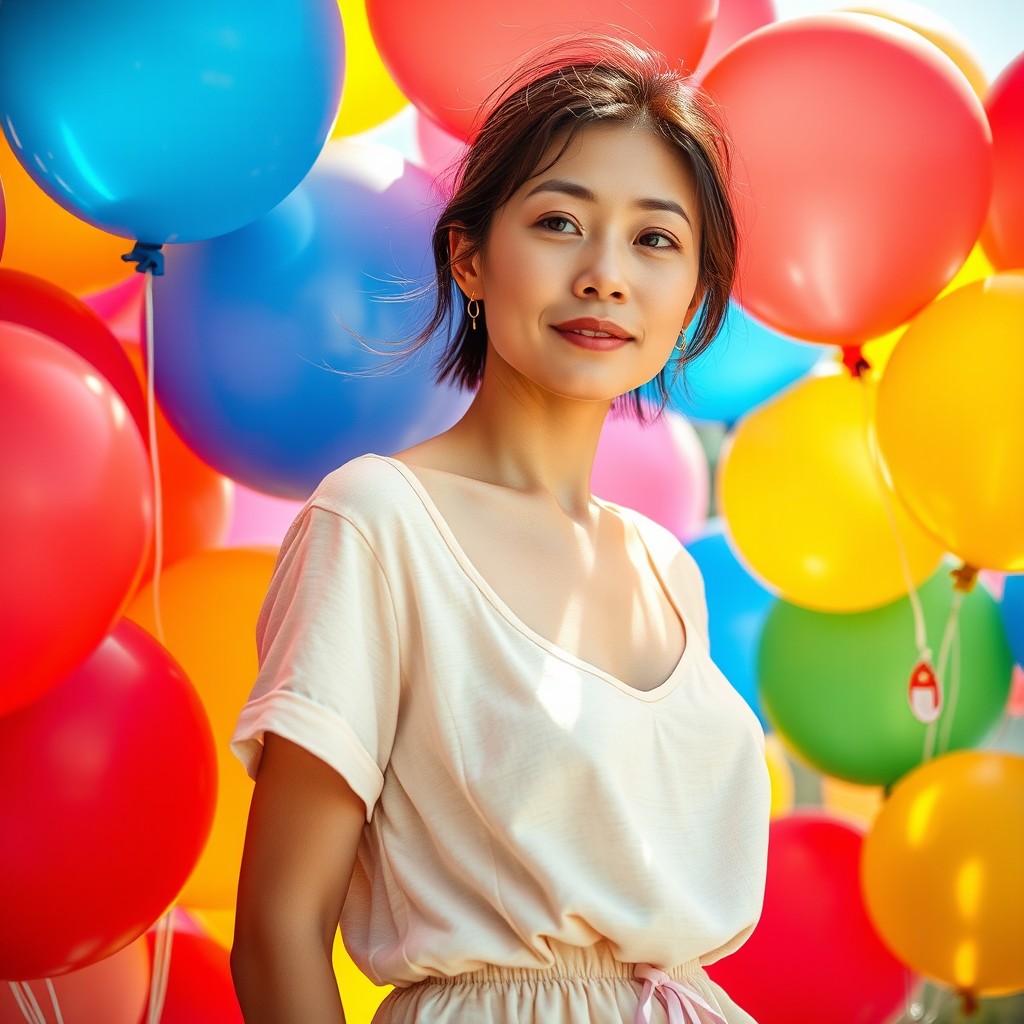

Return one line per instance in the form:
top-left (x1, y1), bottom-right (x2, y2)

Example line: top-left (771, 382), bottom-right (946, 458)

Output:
top-left (757, 564), bottom-right (1013, 786)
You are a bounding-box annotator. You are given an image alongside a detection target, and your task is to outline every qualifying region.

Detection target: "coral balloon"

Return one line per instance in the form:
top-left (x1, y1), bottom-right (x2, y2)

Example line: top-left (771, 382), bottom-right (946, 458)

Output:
top-left (366, 0), bottom-right (717, 140)
top-left (127, 548), bottom-right (278, 908)
top-left (333, 0), bottom-right (408, 136)
top-left (0, 937), bottom-right (149, 1024)
top-left (593, 405), bottom-right (709, 541)
top-left (120, 343), bottom-right (233, 580)
top-left (0, 619), bottom-right (217, 980)
top-left (694, 0), bottom-right (775, 79)
top-left (758, 565), bottom-right (1014, 786)
top-left (982, 53), bottom-right (1024, 271)
top-left (706, 813), bottom-right (908, 1024)
top-left (152, 141), bottom-right (471, 499)
top-left (843, 1), bottom-right (988, 98)
top-left (862, 750), bottom-right (1024, 996)
top-left (0, 267), bottom-right (147, 434)
top-left (717, 369), bottom-right (944, 612)
top-left (0, 134), bottom-right (134, 294)
top-left (875, 273), bottom-right (1024, 573)
top-left (83, 273), bottom-right (146, 346)
top-left (143, 929), bottom-right (243, 1024)
top-left (0, 1), bottom-right (343, 243)
top-left (0, 324), bottom-right (152, 716)
top-left (702, 14), bottom-right (991, 343)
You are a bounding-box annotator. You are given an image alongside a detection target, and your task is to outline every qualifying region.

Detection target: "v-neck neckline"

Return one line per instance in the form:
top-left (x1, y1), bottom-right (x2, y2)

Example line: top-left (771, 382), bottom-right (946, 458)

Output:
top-left (369, 454), bottom-right (693, 703)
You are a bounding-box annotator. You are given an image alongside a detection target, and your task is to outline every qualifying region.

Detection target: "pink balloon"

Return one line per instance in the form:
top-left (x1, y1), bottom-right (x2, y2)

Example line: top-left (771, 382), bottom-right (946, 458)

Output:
top-left (367, 0), bottom-right (717, 140)
top-left (83, 272), bottom-right (146, 347)
top-left (0, 937), bottom-right (149, 1024)
top-left (702, 14), bottom-right (992, 344)
top-left (593, 407), bottom-right (709, 541)
top-left (982, 52), bottom-right (1024, 271)
top-left (224, 483), bottom-right (303, 548)
top-left (694, 0), bottom-right (776, 79)
top-left (0, 174), bottom-right (6, 260)
top-left (706, 813), bottom-right (910, 1024)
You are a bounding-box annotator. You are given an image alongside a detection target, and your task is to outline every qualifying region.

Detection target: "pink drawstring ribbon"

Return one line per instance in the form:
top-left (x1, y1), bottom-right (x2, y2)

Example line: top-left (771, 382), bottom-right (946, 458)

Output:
top-left (633, 964), bottom-right (728, 1024)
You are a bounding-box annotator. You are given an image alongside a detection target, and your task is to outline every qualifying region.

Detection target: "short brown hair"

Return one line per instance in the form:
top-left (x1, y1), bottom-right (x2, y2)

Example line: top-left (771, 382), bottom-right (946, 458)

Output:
top-left (390, 38), bottom-right (738, 423)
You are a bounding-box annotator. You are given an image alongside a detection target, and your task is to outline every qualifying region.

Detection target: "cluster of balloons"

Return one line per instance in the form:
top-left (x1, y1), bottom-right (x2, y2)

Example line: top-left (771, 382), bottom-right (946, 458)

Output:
top-left (1, 0), bottom-right (1022, 1023)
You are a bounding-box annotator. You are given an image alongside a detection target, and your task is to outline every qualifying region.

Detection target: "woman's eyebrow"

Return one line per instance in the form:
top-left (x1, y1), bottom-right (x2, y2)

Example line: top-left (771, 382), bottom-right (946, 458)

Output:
top-left (523, 177), bottom-right (693, 228)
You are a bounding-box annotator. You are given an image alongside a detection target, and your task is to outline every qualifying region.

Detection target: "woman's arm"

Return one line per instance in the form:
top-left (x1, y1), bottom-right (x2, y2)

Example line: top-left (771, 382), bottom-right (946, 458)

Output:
top-left (230, 732), bottom-right (367, 1024)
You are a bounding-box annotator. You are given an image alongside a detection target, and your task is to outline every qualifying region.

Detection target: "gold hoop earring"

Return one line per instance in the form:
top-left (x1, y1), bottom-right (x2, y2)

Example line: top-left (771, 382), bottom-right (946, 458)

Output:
top-left (674, 327), bottom-right (687, 352)
top-left (467, 291), bottom-right (481, 331)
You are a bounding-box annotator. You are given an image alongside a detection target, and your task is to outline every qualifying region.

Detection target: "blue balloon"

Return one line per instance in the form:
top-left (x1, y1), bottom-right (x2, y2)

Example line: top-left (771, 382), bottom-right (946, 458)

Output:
top-left (686, 519), bottom-right (776, 727)
top-left (1001, 574), bottom-right (1024, 668)
top-left (153, 140), bottom-right (472, 498)
top-left (646, 301), bottom-right (823, 427)
top-left (0, 2), bottom-right (343, 243)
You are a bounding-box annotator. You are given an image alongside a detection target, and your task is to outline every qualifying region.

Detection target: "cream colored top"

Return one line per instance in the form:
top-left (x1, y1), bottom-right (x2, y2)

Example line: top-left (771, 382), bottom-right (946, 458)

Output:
top-left (230, 453), bottom-right (770, 988)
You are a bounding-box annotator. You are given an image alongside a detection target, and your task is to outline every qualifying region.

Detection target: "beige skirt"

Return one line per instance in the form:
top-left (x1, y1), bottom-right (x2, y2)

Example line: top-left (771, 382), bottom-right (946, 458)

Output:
top-left (370, 940), bottom-right (757, 1023)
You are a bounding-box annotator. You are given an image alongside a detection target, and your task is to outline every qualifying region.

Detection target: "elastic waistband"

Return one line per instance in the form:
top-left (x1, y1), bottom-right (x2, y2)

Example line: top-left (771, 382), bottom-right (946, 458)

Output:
top-left (418, 940), bottom-right (703, 986)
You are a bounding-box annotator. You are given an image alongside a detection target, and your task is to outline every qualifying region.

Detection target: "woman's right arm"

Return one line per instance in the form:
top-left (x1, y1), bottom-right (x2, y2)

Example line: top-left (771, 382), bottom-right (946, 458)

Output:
top-left (230, 731), bottom-right (368, 1024)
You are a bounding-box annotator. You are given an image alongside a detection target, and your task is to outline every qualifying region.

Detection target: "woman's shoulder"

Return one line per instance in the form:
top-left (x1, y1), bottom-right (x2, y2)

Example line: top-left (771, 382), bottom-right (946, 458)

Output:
top-left (308, 452), bottom-right (416, 523)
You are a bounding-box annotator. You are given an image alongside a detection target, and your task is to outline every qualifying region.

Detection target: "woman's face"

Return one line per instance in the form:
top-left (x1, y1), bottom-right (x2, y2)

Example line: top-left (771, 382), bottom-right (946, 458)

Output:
top-left (456, 119), bottom-right (703, 405)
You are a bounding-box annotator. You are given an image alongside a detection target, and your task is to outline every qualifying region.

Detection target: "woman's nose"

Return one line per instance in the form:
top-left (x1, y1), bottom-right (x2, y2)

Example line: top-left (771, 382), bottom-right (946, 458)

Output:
top-left (572, 239), bottom-right (628, 302)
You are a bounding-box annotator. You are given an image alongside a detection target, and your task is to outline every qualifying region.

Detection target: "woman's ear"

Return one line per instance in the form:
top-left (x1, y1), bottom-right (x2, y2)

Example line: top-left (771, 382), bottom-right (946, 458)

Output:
top-left (449, 226), bottom-right (484, 300)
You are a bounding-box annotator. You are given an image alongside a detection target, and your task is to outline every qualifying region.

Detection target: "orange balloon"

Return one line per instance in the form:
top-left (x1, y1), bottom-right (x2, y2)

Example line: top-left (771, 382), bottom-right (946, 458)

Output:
top-left (127, 547), bottom-right (278, 908)
top-left (121, 343), bottom-right (233, 583)
top-left (0, 133), bottom-right (134, 295)
top-left (862, 750), bottom-right (1024, 996)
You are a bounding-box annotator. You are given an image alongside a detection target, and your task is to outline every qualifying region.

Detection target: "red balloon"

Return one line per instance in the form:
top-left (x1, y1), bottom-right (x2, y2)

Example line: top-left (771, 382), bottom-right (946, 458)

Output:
top-left (143, 929), bottom-right (244, 1024)
top-left (0, 937), bottom-right (149, 1024)
top-left (0, 323), bottom-right (152, 715)
top-left (706, 813), bottom-right (909, 1024)
top-left (0, 619), bottom-right (217, 981)
top-left (0, 268), bottom-right (147, 434)
top-left (367, 0), bottom-right (717, 140)
top-left (982, 52), bottom-right (1024, 271)
top-left (702, 14), bottom-right (992, 343)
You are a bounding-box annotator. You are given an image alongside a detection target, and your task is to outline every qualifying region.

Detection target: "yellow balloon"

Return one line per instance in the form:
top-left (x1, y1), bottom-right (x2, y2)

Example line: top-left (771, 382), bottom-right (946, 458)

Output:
top-left (188, 907), bottom-right (235, 948)
top-left (718, 369), bottom-right (944, 611)
top-left (842, 2), bottom-right (988, 99)
top-left (333, 0), bottom-right (408, 136)
top-left (765, 734), bottom-right (795, 819)
top-left (127, 547), bottom-right (278, 908)
top-left (861, 750), bottom-right (1024, 996)
top-left (875, 273), bottom-right (1024, 573)
top-left (863, 245), bottom-right (993, 375)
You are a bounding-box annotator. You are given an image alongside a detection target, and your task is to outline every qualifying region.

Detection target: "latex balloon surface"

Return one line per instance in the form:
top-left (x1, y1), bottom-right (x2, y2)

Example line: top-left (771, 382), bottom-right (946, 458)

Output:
top-left (982, 53), bottom-right (1024, 271)
top-left (0, 1), bottom-right (343, 242)
top-left (874, 273), bottom-right (1024, 572)
top-left (702, 13), bottom-right (991, 343)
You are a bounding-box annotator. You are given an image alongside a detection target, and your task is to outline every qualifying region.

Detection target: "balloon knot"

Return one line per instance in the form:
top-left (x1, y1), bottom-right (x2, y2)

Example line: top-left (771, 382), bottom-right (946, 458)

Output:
top-left (122, 241), bottom-right (165, 276)
top-left (949, 563), bottom-right (979, 593)
top-left (957, 989), bottom-right (979, 1016)
top-left (840, 344), bottom-right (870, 378)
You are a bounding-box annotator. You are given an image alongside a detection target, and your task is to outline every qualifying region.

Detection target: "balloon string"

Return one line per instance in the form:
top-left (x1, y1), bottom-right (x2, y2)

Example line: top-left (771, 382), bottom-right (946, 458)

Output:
top-left (145, 270), bottom-right (166, 646)
top-left (858, 376), bottom-right (964, 765)
top-left (8, 981), bottom-right (45, 1024)
top-left (146, 910), bottom-right (174, 1024)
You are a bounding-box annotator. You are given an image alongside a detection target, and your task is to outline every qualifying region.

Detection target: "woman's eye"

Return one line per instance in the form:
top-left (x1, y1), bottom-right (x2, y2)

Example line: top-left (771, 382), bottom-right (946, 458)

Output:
top-left (538, 216), bottom-right (578, 234)
top-left (638, 231), bottom-right (676, 249)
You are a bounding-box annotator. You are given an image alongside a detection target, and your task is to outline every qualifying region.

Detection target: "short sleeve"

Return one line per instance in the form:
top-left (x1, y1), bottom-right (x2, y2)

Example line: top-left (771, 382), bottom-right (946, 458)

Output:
top-left (230, 503), bottom-right (403, 821)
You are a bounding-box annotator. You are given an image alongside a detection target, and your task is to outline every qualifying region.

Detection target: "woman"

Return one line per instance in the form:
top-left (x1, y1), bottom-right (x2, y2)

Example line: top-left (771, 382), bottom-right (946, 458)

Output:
top-left (229, 38), bottom-right (770, 1024)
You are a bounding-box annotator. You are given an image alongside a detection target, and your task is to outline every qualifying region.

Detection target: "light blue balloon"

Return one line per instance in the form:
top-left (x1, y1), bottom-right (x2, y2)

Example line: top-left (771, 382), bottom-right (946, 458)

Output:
top-left (651, 301), bottom-right (823, 427)
top-left (686, 519), bottom-right (775, 727)
top-left (0, 2), bottom-right (343, 243)
top-left (1001, 574), bottom-right (1024, 668)
top-left (153, 141), bottom-right (471, 498)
